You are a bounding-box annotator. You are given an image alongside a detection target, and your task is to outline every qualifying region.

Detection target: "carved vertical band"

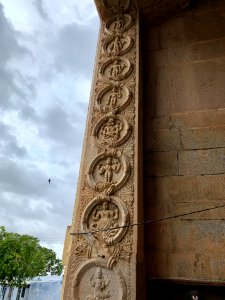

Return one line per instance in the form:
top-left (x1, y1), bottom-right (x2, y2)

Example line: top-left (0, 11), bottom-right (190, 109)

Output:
top-left (61, 1), bottom-right (141, 299)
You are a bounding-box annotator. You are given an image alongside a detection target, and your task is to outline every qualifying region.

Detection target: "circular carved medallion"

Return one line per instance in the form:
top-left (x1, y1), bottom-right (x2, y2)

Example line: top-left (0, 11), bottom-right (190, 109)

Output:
top-left (81, 195), bottom-right (129, 246)
top-left (96, 84), bottom-right (132, 113)
top-left (87, 151), bottom-right (130, 193)
top-left (93, 114), bottom-right (131, 147)
top-left (73, 259), bottom-right (127, 300)
top-left (105, 14), bottom-right (132, 35)
top-left (103, 34), bottom-right (134, 56)
top-left (100, 57), bottom-right (132, 81)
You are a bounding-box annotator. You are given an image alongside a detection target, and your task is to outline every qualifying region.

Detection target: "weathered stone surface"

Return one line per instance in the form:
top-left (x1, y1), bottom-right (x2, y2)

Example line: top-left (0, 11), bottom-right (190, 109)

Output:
top-left (147, 37), bottom-right (225, 68)
top-left (146, 220), bottom-right (225, 280)
top-left (147, 108), bottom-right (225, 131)
top-left (143, 0), bottom-right (225, 285)
top-left (146, 151), bottom-right (178, 176)
top-left (185, 7), bottom-right (225, 43)
top-left (178, 148), bottom-right (225, 175)
top-left (147, 250), bottom-right (223, 280)
top-left (149, 59), bottom-right (225, 116)
top-left (145, 175), bottom-right (225, 204)
top-left (62, 226), bottom-right (71, 267)
top-left (138, 0), bottom-right (189, 26)
top-left (190, 37), bottom-right (225, 62)
top-left (181, 126), bottom-right (225, 150)
top-left (145, 128), bottom-right (181, 151)
top-left (170, 108), bottom-right (225, 129)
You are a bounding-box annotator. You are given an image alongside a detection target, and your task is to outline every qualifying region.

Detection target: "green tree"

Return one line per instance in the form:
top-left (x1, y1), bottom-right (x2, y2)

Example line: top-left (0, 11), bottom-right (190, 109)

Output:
top-left (0, 226), bottom-right (63, 287)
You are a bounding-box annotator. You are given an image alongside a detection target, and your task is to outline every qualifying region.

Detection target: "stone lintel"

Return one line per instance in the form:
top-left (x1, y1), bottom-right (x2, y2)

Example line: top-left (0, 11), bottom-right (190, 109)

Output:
top-left (95, 0), bottom-right (191, 24)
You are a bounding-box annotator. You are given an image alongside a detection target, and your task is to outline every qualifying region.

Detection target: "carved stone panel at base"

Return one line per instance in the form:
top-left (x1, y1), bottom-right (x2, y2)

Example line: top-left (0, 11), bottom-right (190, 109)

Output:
top-left (73, 260), bottom-right (127, 300)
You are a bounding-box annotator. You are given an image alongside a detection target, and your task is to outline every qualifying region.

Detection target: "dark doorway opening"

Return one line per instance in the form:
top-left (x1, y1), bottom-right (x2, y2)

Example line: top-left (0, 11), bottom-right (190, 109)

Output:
top-left (147, 280), bottom-right (225, 300)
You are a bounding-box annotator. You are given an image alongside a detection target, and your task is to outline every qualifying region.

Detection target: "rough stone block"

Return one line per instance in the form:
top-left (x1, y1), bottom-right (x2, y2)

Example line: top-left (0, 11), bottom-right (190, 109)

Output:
top-left (152, 115), bottom-right (170, 130)
top-left (145, 26), bottom-right (160, 51)
top-left (149, 37), bottom-right (225, 68)
top-left (146, 220), bottom-right (225, 280)
top-left (148, 47), bottom-right (186, 68)
top-left (159, 16), bottom-right (185, 49)
top-left (178, 148), bottom-right (225, 175)
top-left (185, 8), bottom-right (225, 43)
top-left (145, 128), bottom-right (181, 151)
top-left (148, 57), bottom-right (225, 117)
top-left (191, 38), bottom-right (225, 62)
top-left (181, 126), bottom-right (225, 150)
top-left (170, 108), bottom-right (225, 129)
top-left (146, 151), bottom-right (178, 176)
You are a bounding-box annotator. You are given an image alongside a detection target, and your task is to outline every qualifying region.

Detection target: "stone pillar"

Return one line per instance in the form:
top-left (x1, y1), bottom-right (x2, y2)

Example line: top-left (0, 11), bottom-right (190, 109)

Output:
top-left (61, 0), bottom-right (144, 299)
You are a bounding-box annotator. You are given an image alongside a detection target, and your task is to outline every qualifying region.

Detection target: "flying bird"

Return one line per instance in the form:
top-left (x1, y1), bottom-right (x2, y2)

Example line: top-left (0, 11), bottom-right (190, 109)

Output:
top-left (48, 178), bottom-right (51, 184)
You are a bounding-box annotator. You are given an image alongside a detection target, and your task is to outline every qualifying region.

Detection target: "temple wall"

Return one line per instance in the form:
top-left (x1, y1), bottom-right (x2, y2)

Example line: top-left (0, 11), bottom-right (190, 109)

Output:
top-left (143, 1), bottom-right (225, 281)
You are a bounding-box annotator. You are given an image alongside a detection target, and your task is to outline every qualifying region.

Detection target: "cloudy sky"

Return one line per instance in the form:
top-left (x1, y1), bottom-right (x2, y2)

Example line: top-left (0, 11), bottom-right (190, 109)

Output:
top-left (0, 0), bottom-right (99, 258)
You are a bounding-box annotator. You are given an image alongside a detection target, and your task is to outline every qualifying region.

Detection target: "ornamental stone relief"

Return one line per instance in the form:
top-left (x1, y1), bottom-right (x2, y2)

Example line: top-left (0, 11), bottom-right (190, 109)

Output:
top-left (87, 267), bottom-right (111, 300)
top-left (87, 151), bottom-right (130, 193)
top-left (100, 57), bottom-right (132, 81)
top-left (103, 34), bottom-right (134, 56)
top-left (105, 14), bottom-right (132, 35)
top-left (73, 260), bottom-right (127, 300)
top-left (81, 195), bottom-right (129, 246)
top-left (93, 114), bottom-right (131, 147)
top-left (96, 84), bottom-right (131, 113)
top-left (62, 1), bottom-right (139, 299)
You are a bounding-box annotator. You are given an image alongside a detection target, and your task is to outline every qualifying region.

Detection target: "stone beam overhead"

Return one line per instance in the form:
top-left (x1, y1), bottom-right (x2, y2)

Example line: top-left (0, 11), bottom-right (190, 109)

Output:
top-left (137, 0), bottom-right (190, 23)
top-left (61, 1), bottom-right (145, 299)
top-left (95, 0), bottom-right (191, 23)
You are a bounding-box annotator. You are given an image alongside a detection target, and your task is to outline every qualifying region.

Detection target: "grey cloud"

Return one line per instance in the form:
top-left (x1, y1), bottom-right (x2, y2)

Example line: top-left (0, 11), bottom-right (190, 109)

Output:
top-left (0, 3), bottom-right (27, 61)
top-left (32, 0), bottom-right (50, 22)
top-left (0, 122), bottom-right (27, 158)
top-left (0, 193), bottom-right (49, 221)
top-left (38, 105), bottom-right (86, 147)
top-left (51, 17), bottom-right (99, 76)
top-left (0, 67), bottom-right (38, 121)
top-left (0, 68), bottom-right (13, 108)
top-left (0, 4), bottom-right (36, 115)
top-left (0, 157), bottom-right (48, 197)
top-left (2, 141), bottom-right (27, 158)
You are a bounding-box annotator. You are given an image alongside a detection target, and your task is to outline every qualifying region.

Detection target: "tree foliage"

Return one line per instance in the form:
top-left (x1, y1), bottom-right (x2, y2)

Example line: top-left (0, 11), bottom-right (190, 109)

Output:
top-left (0, 226), bottom-right (63, 287)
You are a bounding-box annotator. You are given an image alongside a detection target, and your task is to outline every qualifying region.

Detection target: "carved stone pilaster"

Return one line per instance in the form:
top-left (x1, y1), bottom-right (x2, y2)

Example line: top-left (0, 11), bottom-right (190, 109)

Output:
top-left (61, 1), bottom-right (144, 299)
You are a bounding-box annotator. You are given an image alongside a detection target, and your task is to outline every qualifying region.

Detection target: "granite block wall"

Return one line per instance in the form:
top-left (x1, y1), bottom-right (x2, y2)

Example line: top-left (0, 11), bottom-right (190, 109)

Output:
top-left (143, 0), bottom-right (225, 282)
